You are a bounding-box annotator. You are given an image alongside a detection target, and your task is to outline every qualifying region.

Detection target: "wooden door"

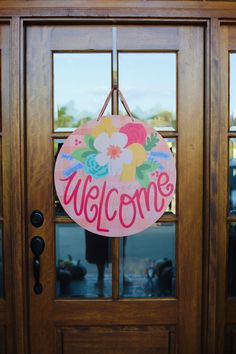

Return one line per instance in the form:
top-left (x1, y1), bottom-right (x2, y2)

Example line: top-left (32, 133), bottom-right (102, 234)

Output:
top-left (26, 24), bottom-right (204, 354)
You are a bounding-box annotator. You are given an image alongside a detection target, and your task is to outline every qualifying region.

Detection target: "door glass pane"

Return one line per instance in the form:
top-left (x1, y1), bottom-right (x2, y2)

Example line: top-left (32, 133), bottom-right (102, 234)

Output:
top-left (56, 224), bottom-right (112, 298)
top-left (119, 53), bottom-right (177, 131)
top-left (228, 223), bottom-right (236, 297)
top-left (0, 138), bottom-right (3, 298)
top-left (0, 139), bottom-right (2, 216)
top-left (54, 53), bottom-right (112, 132)
top-left (0, 223), bottom-right (3, 297)
top-left (120, 223), bottom-right (176, 298)
top-left (230, 54), bottom-right (236, 131)
top-left (229, 138), bottom-right (236, 214)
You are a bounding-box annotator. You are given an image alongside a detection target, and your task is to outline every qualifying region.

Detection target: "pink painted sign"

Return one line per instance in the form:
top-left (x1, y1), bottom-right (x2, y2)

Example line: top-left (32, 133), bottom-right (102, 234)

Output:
top-left (54, 115), bottom-right (176, 237)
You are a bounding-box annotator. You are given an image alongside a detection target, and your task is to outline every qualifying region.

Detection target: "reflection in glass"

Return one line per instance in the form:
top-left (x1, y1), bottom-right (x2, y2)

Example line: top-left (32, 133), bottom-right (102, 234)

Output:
top-left (54, 138), bottom-right (65, 159)
top-left (54, 53), bottom-right (112, 132)
top-left (0, 223), bottom-right (3, 297)
top-left (120, 223), bottom-right (176, 298)
top-left (56, 224), bottom-right (112, 298)
top-left (54, 139), bottom-right (68, 217)
top-left (230, 54), bottom-right (236, 130)
top-left (229, 139), bottom-right (236, 214)
top-left (119, 53), bottom-right (176, 131)
top-left (228, 223), bottom-right (236, 296)
top-left (166, 138), bottom-right (176, 159)
top-left (165, 138), bottom-right (176, 215)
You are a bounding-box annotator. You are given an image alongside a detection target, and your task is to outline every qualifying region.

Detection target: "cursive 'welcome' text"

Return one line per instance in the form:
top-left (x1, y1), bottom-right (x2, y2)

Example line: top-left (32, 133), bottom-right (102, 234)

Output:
top-left (61, 172), bottom-right (174, 233)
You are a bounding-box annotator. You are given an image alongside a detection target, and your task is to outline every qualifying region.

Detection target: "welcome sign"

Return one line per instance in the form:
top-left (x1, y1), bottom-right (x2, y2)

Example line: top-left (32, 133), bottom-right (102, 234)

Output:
top-left (54, 115), bottom-right (176, 237)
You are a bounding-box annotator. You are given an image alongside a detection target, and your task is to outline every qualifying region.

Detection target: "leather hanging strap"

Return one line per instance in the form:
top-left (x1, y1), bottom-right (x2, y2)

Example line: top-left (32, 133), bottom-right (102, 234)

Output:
top-left (97, 88), bottom-right (134, 121)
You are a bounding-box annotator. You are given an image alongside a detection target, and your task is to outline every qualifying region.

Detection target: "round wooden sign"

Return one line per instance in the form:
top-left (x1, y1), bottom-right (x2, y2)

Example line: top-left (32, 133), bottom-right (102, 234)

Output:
top-left (54, 116), bottom-right (176, 237)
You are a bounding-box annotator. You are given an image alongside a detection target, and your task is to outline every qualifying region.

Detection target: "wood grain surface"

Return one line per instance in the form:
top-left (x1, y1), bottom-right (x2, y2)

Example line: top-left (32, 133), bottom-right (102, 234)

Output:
top-left (1, 2), bottom-right (236, 354)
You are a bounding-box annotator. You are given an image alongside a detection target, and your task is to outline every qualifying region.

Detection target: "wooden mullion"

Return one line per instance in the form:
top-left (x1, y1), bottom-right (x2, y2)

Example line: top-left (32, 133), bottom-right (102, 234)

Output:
top-left (227, 216), bottom-right (236, 222)
top-left (227, 132), bottom-right (236, 137)
top-left (159, 131), bottom-right (179, 138)
top-left (51, 132), bottom-right (179, 141)
top-left (53, 215), bottom-right (178, 228)
top-left (159, 214), bottom-right (178, 223)
top-left (53, 216), bottom-right (72, 223)
top-left (112, 238), bottom-right (120, 299)
top-left (51, 132), bottom-right (71, 139)
top-left (111, 27), bottom-right (120, 300)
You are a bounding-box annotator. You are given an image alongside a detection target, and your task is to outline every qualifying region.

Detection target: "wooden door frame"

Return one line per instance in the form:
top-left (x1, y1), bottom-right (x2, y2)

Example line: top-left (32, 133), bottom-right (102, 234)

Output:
top-left (2, 9), bottom-right (230, 354)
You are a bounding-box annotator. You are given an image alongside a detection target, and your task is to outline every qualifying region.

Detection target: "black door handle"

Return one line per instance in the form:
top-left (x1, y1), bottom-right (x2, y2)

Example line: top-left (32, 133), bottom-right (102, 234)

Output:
top-left (30, 236), bottom-right (45, 295)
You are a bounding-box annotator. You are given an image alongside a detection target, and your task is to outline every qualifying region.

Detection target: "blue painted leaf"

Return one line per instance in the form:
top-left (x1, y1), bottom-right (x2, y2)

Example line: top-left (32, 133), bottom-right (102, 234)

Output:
top-left (61, 153), bottom-right (74, 161)
top-left (147, 156), bottom-right (165, 171)
top-left (148, 151), bottom-right (170, 160)
top-left (63, 162), bottom-right (84, 178)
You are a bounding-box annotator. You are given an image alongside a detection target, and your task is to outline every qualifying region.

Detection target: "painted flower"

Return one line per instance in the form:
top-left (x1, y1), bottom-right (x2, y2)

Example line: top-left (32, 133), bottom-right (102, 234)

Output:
top-left (92, 117), bottom-right (117, 137)
top-left (94, 132), bottom-right (133, 176)
top-left (119, 123), bottom-right (147, 146)
top-left (121, 143), bottom-right (147, 181)
top-left (84, 153), bottom-right (108, 179)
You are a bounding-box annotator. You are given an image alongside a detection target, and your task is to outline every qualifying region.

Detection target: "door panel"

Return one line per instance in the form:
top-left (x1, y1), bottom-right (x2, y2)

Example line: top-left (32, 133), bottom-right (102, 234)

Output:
top-left (26, 24), bottom-right (203, 354)
top-left (0, 23), bottom-right (13, 354)
top-left (56, 326), bottom-right (175, 354)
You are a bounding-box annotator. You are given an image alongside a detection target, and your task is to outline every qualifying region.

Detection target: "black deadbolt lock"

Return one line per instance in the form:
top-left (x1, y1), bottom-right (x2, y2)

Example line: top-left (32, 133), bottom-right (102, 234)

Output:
top-left (30, 210), bottom-right (44, 228)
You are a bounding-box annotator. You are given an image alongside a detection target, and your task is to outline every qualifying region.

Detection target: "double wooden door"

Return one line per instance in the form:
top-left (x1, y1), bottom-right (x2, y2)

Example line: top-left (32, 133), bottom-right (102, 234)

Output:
top-left (26, 24), bottom-right (203, 354)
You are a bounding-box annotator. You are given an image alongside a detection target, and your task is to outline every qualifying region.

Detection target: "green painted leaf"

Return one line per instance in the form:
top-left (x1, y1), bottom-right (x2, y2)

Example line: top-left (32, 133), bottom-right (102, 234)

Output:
top-left (149, 160), bottom-right (159, 172)
top-left (137, 160), bottom-right (159, 174)
top-left (144, 133), bottom-right (159, 151)
top-left (136, 160), bottom-right (160, 188)
top-left (136, 168), bottom-right (144, 180)
top-left (72, 148), bottom-right (93, 162)
top-left (84, 135), bottom-right (96, 151)
top-left (155, 162), bottom-right (164, 170)
top-left (137, 173), bottom-right (150, 188)
top-left (137, 163), bottom-right (149, 171)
